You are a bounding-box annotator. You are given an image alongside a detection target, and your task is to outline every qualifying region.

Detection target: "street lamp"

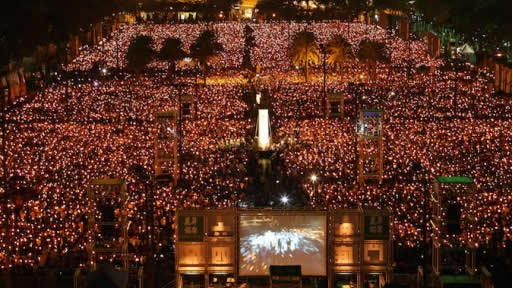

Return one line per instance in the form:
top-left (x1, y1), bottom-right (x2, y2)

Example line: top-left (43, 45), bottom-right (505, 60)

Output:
top-left (319, 43), bottom-right (327, 106)
top-left (310, 174), bottom-right (319, 201)
top-left (280, 195), bottom-right (289, 205)
top-left (353, 82), bottom-right (365, 187)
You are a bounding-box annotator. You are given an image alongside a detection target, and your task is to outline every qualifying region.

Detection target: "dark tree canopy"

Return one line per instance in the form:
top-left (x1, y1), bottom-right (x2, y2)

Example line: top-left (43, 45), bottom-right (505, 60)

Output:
top-left (0, 0), bottom-right (172, 67)
top-left (190, 30), bottom-right (224, 84)
top-left (126, 35), bottom-right (155, 73)
top-left (415, 0), bottom-right (511, 54)
top-left (200, 0), bottom-right (240, 20)
top-left (255, 0), bottom-right (300, 20)
top-left (0, 0), bottom-right (123, 65)
top-left (358, 39), bottom-right (390, 64)
top-left (159, 38), bottom-right (186, 77)
top-left (290, 30), bottom-right (320, 82)
top-left (358, 39), bottom-right (390, 80)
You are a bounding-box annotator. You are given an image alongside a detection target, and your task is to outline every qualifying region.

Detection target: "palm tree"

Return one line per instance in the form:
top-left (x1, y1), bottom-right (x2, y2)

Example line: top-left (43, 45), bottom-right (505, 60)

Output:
top-left (190, 30), bottom-right (223, 85)
top-left (255, 0), bottom-right (280, 19)
top-left (373, 0), bottom-right (408, 14)
top-left (158, 38), bottom-right (186, 79)
top-left (290, 31), bottom-right (320, 82)
top-left (126, 35), bottom-right (155, 74)
top-left (327, 35), bottom-right (354, 80)
top-left (201, 0), bottom-right (239, 20)
top-left (357, 39), bottom-right (390, 81)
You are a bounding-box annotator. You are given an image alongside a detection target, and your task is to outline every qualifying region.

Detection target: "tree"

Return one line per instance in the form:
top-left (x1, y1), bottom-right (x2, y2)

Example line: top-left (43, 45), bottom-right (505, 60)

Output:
top-left (373, 0), bottom-right (409, 14)
top-left (126, 35), bottom-right (155, 74)
top-left (414, 0), bottom-right (451, 26)
top-left (280, 1), bottom-right (300, 21)
top-left (242, 25), bottom-right (256, 69)
top-left (190, 30), bottom-right (224, 85)
top-left (290, 31), bottom-right (320, 82)
top-left (255, 0), bottom-right (299, 21)
top-left (345, 0), bottom-right (371, 21)
top-left (201, 0), bottom-right (239, 20)
top-left (357, 39), bottom-right (390, 81)
top-left (255, 0), bottom-right (280, 19)
top-left (415, 0), bottom-right (511, 57)
top-left (0, 0), bottom-right (123, 70)
top-left (158, 38), bottom-right (186, 79)
top-left (327, 35), bottom-right (354, 79)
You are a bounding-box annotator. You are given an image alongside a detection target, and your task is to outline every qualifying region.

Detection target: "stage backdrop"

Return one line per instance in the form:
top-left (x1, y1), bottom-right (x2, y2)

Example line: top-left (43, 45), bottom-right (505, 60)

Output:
top-left (239, 214), bottom-right (326, 276)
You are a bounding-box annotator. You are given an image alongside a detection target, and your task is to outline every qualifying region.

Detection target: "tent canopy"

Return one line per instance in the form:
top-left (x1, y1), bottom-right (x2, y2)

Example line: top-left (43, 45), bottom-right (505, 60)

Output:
top-left (458, 43), bottom-right (475, 54)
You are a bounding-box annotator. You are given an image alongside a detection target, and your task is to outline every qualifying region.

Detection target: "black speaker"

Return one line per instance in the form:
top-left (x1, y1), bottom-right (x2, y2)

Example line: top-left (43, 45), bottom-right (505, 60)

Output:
top-left (100, 203), bottom-right (115, 222)
top-left (447, 203), bottom-right (462, 234)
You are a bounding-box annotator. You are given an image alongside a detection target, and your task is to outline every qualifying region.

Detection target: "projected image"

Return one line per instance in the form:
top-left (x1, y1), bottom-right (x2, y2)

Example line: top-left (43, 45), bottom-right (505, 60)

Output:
top-left (239, 215), bottom-right (326, 276)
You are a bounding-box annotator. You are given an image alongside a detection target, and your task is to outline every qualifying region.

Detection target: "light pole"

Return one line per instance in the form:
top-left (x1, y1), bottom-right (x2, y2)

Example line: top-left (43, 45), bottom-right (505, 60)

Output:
top-left (146, 172), bottom-right (156, 287)
top-left (451, 62), bottom-right (458, 117)
top-left (354, 81), bottom-right (365, 187)
top-left (116, 36), bottom-right (120, 70)
top-left (1, 77), bottom-right (10, 276)
top-left (320, 43), bottom-right (327, 107)
top-left (354, 83), bottom-right (359, 187)
top-left (1, 84), bottom-right (6, 199)
top-left (406, 2), bottom-right (414, 81)
top-left (310, 174), bottom-right (319, 201)
top-left (176, 82), bottom-right (184, 182)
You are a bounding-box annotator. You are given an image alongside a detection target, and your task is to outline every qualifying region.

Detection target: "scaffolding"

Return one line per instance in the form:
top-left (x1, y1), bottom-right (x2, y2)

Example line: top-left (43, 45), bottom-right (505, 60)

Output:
top-left (431, 176), bottom-right (477, 278)
top-left (87, 178), bottom-right (129, 271)
top-left (180, 94), bottom-right (197, 119)
top-left (154, 111), bottom-right (179, 186)
top-left (326, 93), bottom-right (344, 118)
top-left (357, 109), bottom-right (384, 185)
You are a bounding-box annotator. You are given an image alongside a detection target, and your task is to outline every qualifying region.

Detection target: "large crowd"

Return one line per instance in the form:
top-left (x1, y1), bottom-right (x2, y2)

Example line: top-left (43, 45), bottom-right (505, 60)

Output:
top-left (65, 21), bottom-right (439, 72)
top-left (274, 64), bottom-right (511, 248)
top-left (1, 73), bottom-right (252, 269)
top-left (0, 21), bottom-right (510, 270)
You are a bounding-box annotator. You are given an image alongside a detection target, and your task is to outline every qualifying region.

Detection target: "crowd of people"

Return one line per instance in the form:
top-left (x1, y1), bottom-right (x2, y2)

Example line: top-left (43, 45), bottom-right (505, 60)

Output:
top-left (65, 21), bottom-right (439, 73)
top-left (1, 73), bottom-right (252, 269)
top-left (0, 21), bottom-right (510, 271)
top-left (272, 64), bottom-right (511, 248)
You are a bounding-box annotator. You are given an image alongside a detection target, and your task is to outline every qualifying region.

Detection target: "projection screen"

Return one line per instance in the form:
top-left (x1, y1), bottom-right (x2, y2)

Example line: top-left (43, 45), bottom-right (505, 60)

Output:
top-left (239, 214), bottom-right (327, 276)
